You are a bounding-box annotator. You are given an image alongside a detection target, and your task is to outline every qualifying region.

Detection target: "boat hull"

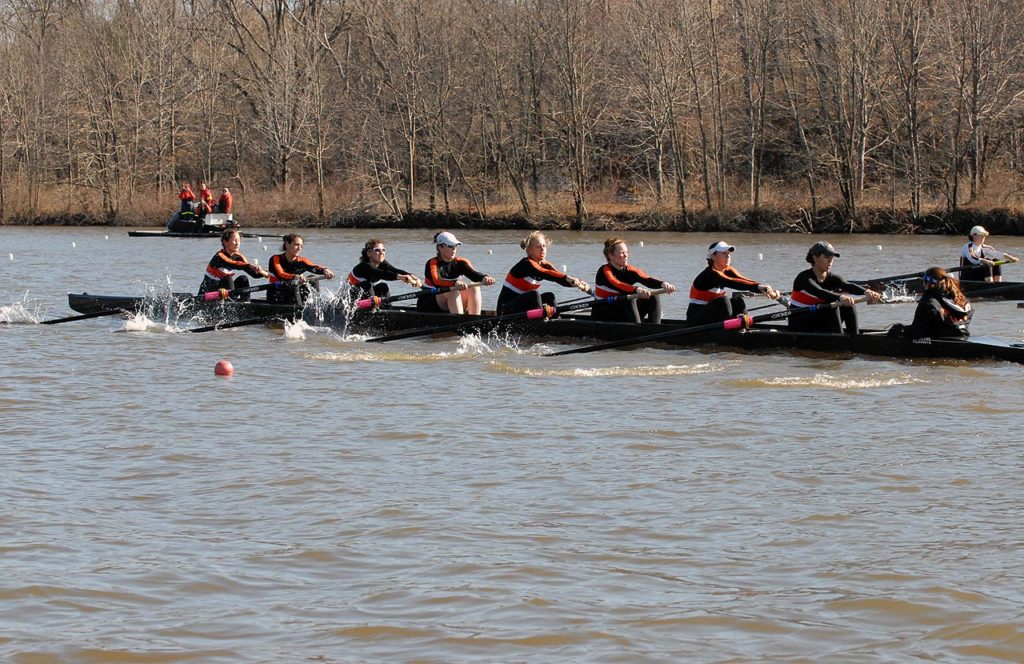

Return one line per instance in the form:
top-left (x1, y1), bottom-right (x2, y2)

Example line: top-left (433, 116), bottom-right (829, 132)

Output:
top-left (67, 292), bottom-right (1024, 363)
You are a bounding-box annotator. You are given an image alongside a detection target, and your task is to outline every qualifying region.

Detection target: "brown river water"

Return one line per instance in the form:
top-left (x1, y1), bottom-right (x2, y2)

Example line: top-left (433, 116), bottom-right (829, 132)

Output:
top-left (2, 227), bottom-right (1023, 662)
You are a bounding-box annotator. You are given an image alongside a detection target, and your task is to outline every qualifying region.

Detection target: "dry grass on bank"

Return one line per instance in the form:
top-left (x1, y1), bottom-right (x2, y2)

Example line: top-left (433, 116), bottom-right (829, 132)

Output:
top-left (3, 173), bottom-right (1024, 230)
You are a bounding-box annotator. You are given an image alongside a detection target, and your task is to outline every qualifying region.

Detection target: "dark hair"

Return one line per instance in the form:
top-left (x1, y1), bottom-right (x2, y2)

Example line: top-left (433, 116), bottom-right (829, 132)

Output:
top-left (603, 236), bottom-right (626, 259)
top-left (923, 267), bottom-right (968, 307)
top-left (282, 233), bottom-right (303, 251)
top-left (361, 238), bottom-right (385, 261)
top-left (220, 229), bottom-right (240, 244)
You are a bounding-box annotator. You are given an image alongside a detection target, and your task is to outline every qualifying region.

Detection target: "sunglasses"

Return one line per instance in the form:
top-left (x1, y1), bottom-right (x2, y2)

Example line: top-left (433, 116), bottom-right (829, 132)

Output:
top-left (439, 243), bottom-right (457, 249)
top-left (370, 248), bottom-right (386, 253)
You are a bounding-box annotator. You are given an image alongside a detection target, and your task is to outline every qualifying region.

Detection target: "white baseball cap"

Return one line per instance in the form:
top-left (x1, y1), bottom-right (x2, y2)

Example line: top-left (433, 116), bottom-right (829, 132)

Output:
top-left (707, 241), bottom-right (735, 259)
top-left (969, 225), bottom-right (989, 237)
top-left (435, 231), bottom-right (461, 247)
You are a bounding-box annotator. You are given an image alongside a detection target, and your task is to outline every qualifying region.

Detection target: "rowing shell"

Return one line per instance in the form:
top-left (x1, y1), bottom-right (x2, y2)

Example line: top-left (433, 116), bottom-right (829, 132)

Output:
top-left (128, 230), bottom-right (279, 239)
top-left (66, 292), bottom-right (1024, 364)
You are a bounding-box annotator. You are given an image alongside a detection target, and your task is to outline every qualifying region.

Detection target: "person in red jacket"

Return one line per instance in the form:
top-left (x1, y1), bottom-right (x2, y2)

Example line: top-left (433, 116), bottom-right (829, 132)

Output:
top-left (217, 188), bottom-right (233, 214)
top-left (267, 233), bottom-right (335, 304)
top-left (179, 183), bottom-right (195, 214)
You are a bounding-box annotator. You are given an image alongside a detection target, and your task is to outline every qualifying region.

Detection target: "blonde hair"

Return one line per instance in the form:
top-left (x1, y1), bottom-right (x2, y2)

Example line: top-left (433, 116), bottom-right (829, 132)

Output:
top-left (521, 231), bottom-right (549, 251)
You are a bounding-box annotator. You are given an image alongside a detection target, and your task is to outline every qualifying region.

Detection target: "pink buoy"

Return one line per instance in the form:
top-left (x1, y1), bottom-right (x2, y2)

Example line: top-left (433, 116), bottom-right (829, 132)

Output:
top-left (214, 359), bottom-right (234, 376)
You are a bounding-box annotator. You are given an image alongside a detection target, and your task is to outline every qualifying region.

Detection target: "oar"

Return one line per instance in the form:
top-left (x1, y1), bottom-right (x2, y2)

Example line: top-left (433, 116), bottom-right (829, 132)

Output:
top-left (202, 274), bottom-right (327, 301)
top-left (39, 308), bottom-right (128, 325)
top-left (855, 261), bottom-right (1011, 286)
top-left (545, 299), bottom-right (851, 357)
top-left (187, 316), bottom-right (281, 333)
top-left (366, 289), bottom-right (661, 343)
top-left (355, 282), bottom-right (483, 310)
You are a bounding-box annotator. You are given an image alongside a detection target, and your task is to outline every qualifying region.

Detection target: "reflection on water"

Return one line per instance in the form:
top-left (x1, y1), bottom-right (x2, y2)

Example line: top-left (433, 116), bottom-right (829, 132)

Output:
top-left (2, 228), bottom-right (1023, 662)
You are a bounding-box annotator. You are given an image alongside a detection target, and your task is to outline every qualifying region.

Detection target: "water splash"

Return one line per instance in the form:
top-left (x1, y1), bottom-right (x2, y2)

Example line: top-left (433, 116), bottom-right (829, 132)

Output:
top-left (0, 300), bottom-right (41, 324)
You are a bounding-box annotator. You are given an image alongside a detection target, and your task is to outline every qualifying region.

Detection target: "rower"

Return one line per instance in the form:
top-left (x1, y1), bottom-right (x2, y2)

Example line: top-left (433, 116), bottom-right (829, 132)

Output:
top-left (890, 267), bottom-right (972, 339)
top-left (592, 236), bottom-right (676, 323)
top-left (687, 240), bottom-right (779, 325)
top-left (789, 241), bottom-right (882, 335)
top-left (960, 225), bottom-right (1020, 283)
top-left (346, 239), bottom-right (422, 302)
top-left (198, 229), bottom-right (269, 301)
top-left (417, 231), bottom-right (495, 315)
top-left (495, 231), bottom-right (590, 314)
top-left (267, 233), bottom-right (335, 304)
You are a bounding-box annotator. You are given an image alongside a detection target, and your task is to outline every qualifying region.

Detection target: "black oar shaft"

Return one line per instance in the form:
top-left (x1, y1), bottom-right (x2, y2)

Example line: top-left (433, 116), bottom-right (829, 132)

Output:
top-left (187, 316), bottom-right (281, 333)
top-left (39, 308), bottom-right (127, 325)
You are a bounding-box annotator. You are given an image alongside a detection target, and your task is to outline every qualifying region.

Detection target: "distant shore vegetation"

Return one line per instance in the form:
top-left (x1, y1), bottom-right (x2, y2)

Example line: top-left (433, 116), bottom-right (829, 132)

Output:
top-left (2, 0), bottom-right (1023, 235)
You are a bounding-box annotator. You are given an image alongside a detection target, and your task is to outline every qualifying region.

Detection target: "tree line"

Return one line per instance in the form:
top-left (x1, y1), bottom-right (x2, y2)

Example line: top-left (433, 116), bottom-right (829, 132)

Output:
top-left (1, 0), bottom-right (1023, 228)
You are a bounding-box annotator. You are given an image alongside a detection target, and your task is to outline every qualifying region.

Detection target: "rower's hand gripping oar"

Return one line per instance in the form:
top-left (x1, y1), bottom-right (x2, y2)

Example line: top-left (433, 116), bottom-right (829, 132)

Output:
top-left (365, 288), bottom-right (664, 343)
top-left (355, 282), bottom-right (484, 310)
top-left (202, 274), bottom-right (327, 301)
top-left (545, 297), bottom-right (852, 357)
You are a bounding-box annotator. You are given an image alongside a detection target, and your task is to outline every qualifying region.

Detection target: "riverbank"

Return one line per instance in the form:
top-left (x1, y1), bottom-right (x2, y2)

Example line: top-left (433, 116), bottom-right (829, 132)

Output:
top-left (5, 205), bottom-right (1023, 236)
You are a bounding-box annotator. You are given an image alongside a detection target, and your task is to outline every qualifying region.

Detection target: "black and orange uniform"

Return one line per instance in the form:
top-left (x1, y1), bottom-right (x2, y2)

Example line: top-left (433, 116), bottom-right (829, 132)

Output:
top-left (217, 191), bottom-right (233, 214)
top-left (905, 291), bottom-right (972, 339)
top-left (198, 249), bottom-right (265, 298)
top-left (267, 253), bottom-right (330, 304)
top-left (496, 257), bottom-right (576, 314)
top-left (592, 263), bottom-right (666, 323)
top-left (417, 256), bottom-right (489, 312)
top-left (686, 266), bottom-right (762, 325)
top-left (346, 259), bottom-right (414, 299)
top-left (789, 268), bottom-right (868, 334)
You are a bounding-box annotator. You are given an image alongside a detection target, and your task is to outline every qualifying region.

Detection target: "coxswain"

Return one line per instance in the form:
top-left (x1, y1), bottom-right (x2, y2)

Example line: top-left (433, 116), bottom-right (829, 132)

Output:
top-left (687, 241), bottom-right (779, 325)
top-left (592, 236), bottom-right (676, 323)
top-left (267, 233), bottom-right (335, 304)
top-left (891, 267), bottom-right (972, 339)
top-left (346, 239), bottom-right (422, 301)
top-left (495, 231), bottom-right (590, 314)
top-left (198, 229), bottom-right (269, 299)
top-left (789, 241), bottom-right (882, 334)
top-left (960, 225), bottom-right (1020, 283)
top-left (417, 231), bottom-right (495, 315)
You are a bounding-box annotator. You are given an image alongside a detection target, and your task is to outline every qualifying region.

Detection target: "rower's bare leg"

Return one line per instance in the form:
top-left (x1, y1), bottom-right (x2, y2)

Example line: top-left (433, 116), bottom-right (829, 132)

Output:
top-left (438, 290), bottom-right (465, 314)
top-left (464, 287), bottom-right (482, 315)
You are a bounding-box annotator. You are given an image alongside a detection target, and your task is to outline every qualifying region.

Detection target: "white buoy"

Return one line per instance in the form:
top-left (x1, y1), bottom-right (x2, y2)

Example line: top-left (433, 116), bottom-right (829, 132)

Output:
top-left (262, 245), bottom-right (268, 251)
top-left (877, 245), bottom-right (883, 251)
top-left (487, 249), bottom-right (493, 254)
top-left (105, 235), bottom-right (109, 240)
top-left (639, 241), bottom-right (644, 247)
top-left (758, 253), bottom-right (763, 260)
top-left (8, 253), bottom-right (13, 261)
top-left (71, 242), bottom-right (76, 248)
top-left (561, 265), bottom-right (567, 272)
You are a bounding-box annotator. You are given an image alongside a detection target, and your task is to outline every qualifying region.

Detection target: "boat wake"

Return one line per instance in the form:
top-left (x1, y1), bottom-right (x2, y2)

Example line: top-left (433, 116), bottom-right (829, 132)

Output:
top-left (732, 372), bottom-right (926, 389)
top-left (489, 362), bottom-right (722, 377)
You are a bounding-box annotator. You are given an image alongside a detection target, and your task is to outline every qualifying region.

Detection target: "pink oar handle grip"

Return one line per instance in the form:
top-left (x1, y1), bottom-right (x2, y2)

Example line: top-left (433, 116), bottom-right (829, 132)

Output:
top-left (356, 297), bottom-right (381, 310)
top-left (525, 307), bottom-right (546, 320)
top-left (203, 289), bottom-right (229, 301)
top-left (722, 314), bottom-right (753, 331)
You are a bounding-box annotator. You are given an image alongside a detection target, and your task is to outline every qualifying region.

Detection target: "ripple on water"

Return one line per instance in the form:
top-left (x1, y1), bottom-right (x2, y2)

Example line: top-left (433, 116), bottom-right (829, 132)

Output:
top-left (729, 372), bottom-right (926, 389)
